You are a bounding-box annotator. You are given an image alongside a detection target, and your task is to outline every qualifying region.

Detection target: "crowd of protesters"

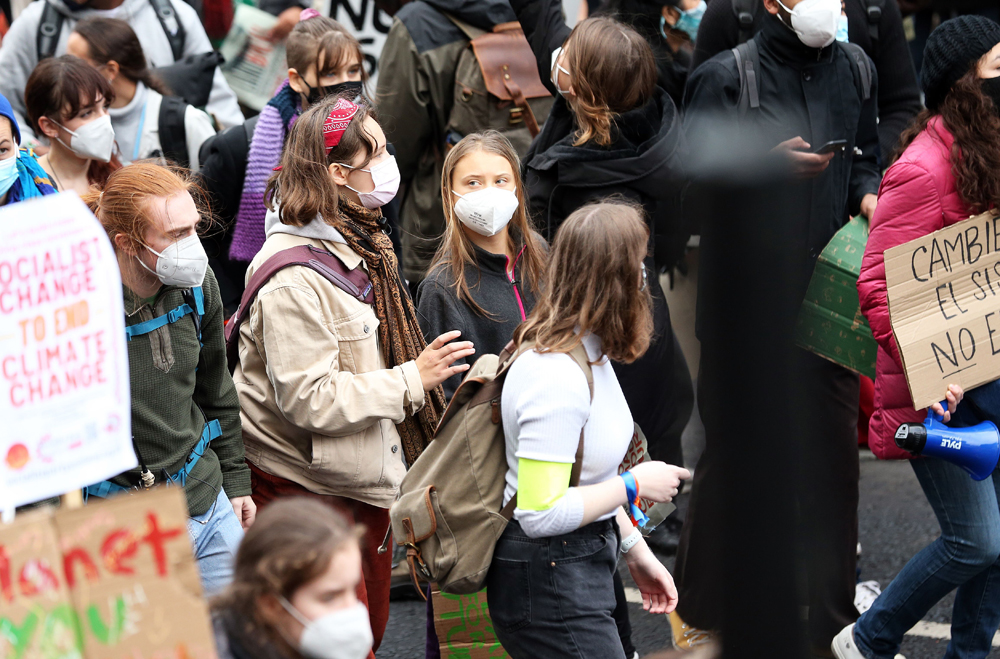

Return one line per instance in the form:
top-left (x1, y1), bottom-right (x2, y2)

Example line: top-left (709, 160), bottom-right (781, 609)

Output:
top-left (4, 0), bottom-right (1000, 656)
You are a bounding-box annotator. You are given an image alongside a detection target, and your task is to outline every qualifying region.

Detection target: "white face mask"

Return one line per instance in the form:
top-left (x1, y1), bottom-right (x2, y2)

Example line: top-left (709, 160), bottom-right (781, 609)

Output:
top-left (340, 155), bottom-right (401, 209)
top-left (777, 0), bottom-right (841, 48)
top-left (550, 46), bottom-right (572, 96)
top-left (280, 598), bottom-right (374, 659)
top-left (136, 234), bottom-right (209, 287)
top-left (55, 114), bottom-right (116, 163)
top-left (452, 187), bottom-right (520, 237)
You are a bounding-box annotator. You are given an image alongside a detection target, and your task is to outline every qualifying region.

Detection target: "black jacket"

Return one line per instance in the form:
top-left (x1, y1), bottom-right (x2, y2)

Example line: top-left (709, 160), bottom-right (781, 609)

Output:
top-left (511, 0), bottom-right (688, 267)
top-left (691, 0), bottom-right (921, 160)
top-left (416, 242), bottom-right (539, 401)
top-left (685, 14), bottom-right (882, 298)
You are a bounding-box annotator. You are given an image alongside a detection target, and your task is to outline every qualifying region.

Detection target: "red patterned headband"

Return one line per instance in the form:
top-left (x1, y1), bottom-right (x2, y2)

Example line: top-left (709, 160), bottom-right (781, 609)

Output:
top-left (323, 97), bottom-right (360, 153)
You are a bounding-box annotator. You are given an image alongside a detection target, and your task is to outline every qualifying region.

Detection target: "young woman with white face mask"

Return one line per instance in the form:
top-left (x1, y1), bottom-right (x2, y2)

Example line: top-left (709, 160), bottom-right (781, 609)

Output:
top-left (25, 55), bottom-right (122, 196)
top-left (416, 131), bottom-right (547, 401)
top-left (234, 95), bottom-right (471, 653)
top-left (213, 498), bottom-right (374, 659)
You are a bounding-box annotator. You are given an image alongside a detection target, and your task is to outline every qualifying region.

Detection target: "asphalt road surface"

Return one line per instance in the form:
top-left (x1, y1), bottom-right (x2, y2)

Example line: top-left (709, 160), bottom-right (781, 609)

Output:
top-left (375, 449), bottom-right (1000, 658)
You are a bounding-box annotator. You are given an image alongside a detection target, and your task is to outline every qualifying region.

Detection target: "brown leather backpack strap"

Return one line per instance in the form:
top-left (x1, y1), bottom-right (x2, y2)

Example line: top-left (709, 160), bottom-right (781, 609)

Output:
top-left (224, 244), bottom-right (373, 372)
top-left (500, 493), bottom-right (517, 520)
top-left (566, 343), bottom-right (594, 487)
top-left (502, 72), bottom-right (540, 137)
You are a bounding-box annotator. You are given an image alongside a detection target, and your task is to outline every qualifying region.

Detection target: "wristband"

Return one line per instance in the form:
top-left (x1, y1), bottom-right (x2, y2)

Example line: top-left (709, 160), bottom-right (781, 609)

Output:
top-left (620, 471), bottom-right (650, 528)
top-left (620, 529), bottom-right (642, 554)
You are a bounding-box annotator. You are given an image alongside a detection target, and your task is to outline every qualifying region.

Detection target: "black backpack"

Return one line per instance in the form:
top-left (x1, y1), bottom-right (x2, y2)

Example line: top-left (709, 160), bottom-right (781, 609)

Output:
top-left (731, 0), bottom-right (885, 51)
top-left (156, 94), bottom-right (190, 167)
top-left (36, 0), bottom-right (221, 111)
top-left (732, 39), bottom-right (872, 118)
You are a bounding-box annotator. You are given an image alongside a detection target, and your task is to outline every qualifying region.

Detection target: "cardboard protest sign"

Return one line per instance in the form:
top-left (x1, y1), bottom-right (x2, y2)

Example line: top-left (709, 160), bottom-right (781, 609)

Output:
top-left (885, 211), bottom-right (1000, 409)
top-left (795, 215), bottom-right (878, 379)
top-left (0, 487), bottom-right (216, 659)
top-left (0, 508), bottom-right (82, 659)
top-left (0, 193), bottom-right (134, 509)
top-left (617, 425), bottom-right (675, 533)
top-left (433, 589), bottom-right (508, 659)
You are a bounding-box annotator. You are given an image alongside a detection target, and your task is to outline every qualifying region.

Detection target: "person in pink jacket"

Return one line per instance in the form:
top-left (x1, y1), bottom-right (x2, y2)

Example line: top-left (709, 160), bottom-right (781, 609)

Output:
top-left (840, 15), bottom-right (1000, 659)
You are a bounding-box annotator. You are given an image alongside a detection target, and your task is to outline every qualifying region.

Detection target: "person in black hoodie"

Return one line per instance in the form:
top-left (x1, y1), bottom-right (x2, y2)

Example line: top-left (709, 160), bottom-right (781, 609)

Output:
top-left (676, 0), bottom-right (881, 651)
top-left (417, 131), bottom-right (546, 401)
top-left (509, 2), bottom-right (693, 656)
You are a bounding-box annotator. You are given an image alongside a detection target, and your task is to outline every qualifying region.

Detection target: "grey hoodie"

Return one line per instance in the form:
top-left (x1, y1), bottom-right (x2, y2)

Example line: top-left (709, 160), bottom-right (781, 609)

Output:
top-left (0, 0), bottom-right (243, 143)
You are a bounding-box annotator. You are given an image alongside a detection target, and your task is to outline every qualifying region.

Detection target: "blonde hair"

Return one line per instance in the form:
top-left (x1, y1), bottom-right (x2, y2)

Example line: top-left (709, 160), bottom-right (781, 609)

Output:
top-left (513, 200), bottom-right (653, 363)
top-left (563, 17), bottom-right (657, 147)
top-left (427, 131), bottom-right (546, 315)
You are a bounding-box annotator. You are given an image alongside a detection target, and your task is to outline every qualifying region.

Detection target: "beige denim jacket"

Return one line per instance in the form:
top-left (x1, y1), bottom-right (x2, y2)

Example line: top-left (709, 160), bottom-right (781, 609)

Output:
top-left (234, 228), bottom-right (425, 508)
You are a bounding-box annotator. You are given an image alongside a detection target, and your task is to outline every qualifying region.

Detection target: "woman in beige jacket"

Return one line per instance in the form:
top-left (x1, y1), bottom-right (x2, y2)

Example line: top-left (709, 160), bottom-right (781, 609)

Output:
top-left (232, 96), bottom-right (473, 654)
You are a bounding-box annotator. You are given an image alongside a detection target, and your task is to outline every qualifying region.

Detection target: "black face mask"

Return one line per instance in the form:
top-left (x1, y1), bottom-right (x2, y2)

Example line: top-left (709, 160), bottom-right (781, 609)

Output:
top-left (983, 77), bottom-right (1000, 115)
top-left (304, 79), bottom-right (364, 106)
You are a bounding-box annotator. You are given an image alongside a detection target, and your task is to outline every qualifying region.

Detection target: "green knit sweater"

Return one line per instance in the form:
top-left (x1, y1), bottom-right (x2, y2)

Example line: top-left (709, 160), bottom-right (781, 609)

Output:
top-left (114, 268), bottom-right (250, 516)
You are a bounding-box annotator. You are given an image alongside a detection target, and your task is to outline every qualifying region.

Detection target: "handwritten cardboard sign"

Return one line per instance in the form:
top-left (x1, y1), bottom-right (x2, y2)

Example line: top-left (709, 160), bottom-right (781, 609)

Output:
top-left (0, 487), bottom-right (216, 659)
top-left (0, 193), bottom-right (135, 509)
top-left (885, 211), bottom-right (1000, 409)
top-left (433, 589), bottom-right (508, 659)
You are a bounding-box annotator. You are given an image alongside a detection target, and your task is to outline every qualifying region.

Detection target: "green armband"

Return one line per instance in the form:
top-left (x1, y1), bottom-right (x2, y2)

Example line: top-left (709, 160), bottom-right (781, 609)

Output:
top-left (517, 458), bottom-right (574, 511)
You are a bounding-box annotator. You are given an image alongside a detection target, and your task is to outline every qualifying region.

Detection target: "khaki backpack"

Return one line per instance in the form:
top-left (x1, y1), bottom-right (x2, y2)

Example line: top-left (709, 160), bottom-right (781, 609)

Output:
top-left (443, 14), bottom-right (554, 152)
top-left (389, 340), bottom-right (593, 595)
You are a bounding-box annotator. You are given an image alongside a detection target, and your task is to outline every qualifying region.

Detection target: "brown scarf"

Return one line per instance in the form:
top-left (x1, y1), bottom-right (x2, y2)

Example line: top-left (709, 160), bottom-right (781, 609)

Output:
top-left (336, 198), bottom-right (445, 464)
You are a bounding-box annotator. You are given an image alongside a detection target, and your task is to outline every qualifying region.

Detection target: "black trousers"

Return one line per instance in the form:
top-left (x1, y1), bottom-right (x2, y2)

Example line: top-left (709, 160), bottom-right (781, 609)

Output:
top-left (673, 350), bottom-right (860, 653)
top-left (487, 519), bottom-right (625, 659)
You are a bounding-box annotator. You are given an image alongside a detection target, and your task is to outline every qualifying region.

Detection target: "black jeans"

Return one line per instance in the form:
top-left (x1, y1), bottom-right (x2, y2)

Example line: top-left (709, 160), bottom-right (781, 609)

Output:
top-left (486, 519), bottom-right (625, 659)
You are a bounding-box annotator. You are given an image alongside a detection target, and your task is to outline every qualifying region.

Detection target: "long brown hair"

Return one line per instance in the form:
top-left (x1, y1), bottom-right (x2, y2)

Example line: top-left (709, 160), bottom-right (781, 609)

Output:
top-left (895, 66), bottom-right (1000, 212)
top-left (264, 95), bottom-right (379, 227)
top-left (25, 55), bottom-right (121, 186)
top-left (71, 18), bottom-right (173, 97)
top-left (428, 131), bottom-right (546, 316)
top-left (513, 200), bottom-right (653, 363)
top-left (213, 498), bottom-right (362, 654)
top-left (563, 17), bottom-right (657, 147)
top-left (287, 15), bottom-right (369, 105)
top-left (82, 161), bottom-right (212, 255)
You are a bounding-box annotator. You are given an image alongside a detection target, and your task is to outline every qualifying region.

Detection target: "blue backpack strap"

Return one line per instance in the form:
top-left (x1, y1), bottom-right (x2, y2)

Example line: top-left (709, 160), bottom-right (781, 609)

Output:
top-left (125, 302), bottom-right (195, 340)
top-left (167, 419), bottom-right (221, 487)
top-left (83, 479), bottom-right (130, 500)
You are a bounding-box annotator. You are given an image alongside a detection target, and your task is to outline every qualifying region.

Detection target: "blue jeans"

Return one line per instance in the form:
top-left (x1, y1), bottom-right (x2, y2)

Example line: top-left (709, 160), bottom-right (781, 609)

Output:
top-left (188, 488), bottom-right (244, 596)
top-left (853, 457), bottom-right (1000, 659)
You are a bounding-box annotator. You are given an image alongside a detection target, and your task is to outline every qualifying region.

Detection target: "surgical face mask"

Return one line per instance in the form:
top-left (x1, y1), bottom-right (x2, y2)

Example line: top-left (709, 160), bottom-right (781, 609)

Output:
top-left (306, 79), bottom-right (364, 106)
top-left (672, 1), bottom-right (707, 41)
top-left (55, 114), bottom-right (115, 163)
top-left (836, 13), bottom-right (849, 42)
top-left (0, 152), bottom-right (18, 198)
top-left (776, 0), bottom-right (841, 49)
top-left (550, 46), bottom-right (572, 97)
top-left (452, 187), bottom-right (520, 237)
top-left (339, 155), bottom-right (400, 209)
top-left (279, 598), bottom-right (374, 659)
top-left (136, 234), bottom-right (209, 287)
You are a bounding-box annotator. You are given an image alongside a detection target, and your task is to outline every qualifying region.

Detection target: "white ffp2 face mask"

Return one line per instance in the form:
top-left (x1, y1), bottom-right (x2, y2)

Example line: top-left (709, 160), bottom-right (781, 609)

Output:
top-left (136, 234), bottom-right (209, 287)
top-left (55, 114), bottom-right (116, 163)
top-left (280, 598), bottom-right (374, 659)
top-left (452, 187), bottom-right (520, 237)
top-left (777, 0), bottom-right (841, 48)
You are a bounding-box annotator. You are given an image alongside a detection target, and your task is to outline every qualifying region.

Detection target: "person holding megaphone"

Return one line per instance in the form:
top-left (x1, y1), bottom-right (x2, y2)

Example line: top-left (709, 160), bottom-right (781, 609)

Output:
top-left (849, 15), bottom-right (1000, 659)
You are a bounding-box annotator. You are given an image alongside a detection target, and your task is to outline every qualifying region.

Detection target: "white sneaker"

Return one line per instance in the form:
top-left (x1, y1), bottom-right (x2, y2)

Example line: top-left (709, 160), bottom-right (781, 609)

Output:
top-left (855, 580), bottom-right (882, 614)
top-left (832, 623), bottom-right (866, 659)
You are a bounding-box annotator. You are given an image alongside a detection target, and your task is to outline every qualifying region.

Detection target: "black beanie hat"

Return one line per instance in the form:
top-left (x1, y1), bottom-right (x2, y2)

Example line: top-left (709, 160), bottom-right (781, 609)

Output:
top-left (922, 15), bottom-right (1000, 111)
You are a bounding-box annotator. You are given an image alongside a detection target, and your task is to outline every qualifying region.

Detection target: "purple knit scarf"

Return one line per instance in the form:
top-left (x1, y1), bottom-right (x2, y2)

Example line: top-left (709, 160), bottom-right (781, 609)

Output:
top-left (229, 81), bottom-right (299, 262)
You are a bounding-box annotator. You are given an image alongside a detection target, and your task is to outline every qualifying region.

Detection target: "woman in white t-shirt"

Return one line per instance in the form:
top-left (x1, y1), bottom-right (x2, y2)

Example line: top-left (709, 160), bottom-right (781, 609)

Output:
top-left (488, 200), bottom-right (691, 658)
top-left (67, 17), bottom-right (217, 172)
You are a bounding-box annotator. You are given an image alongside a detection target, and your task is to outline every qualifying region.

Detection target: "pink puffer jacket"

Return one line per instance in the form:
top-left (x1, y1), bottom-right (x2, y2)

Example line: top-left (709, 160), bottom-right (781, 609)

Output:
top-left (857, 117), bottom-right (976, 459)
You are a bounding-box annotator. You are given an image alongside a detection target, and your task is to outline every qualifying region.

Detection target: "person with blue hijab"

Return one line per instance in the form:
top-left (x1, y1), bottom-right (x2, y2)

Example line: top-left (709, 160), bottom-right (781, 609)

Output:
top-left (0, 92), bottom-right (56, 206)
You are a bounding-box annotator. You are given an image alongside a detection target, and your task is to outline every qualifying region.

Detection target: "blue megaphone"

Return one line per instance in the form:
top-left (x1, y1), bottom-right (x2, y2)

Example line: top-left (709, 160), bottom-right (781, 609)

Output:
top-left (895, 402), bottom-right (1000, 481)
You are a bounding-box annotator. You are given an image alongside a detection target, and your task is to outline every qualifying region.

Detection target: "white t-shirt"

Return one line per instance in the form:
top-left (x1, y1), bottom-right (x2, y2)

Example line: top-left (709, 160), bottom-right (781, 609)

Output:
top-left (501, 332), bottom-right (633, 538)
